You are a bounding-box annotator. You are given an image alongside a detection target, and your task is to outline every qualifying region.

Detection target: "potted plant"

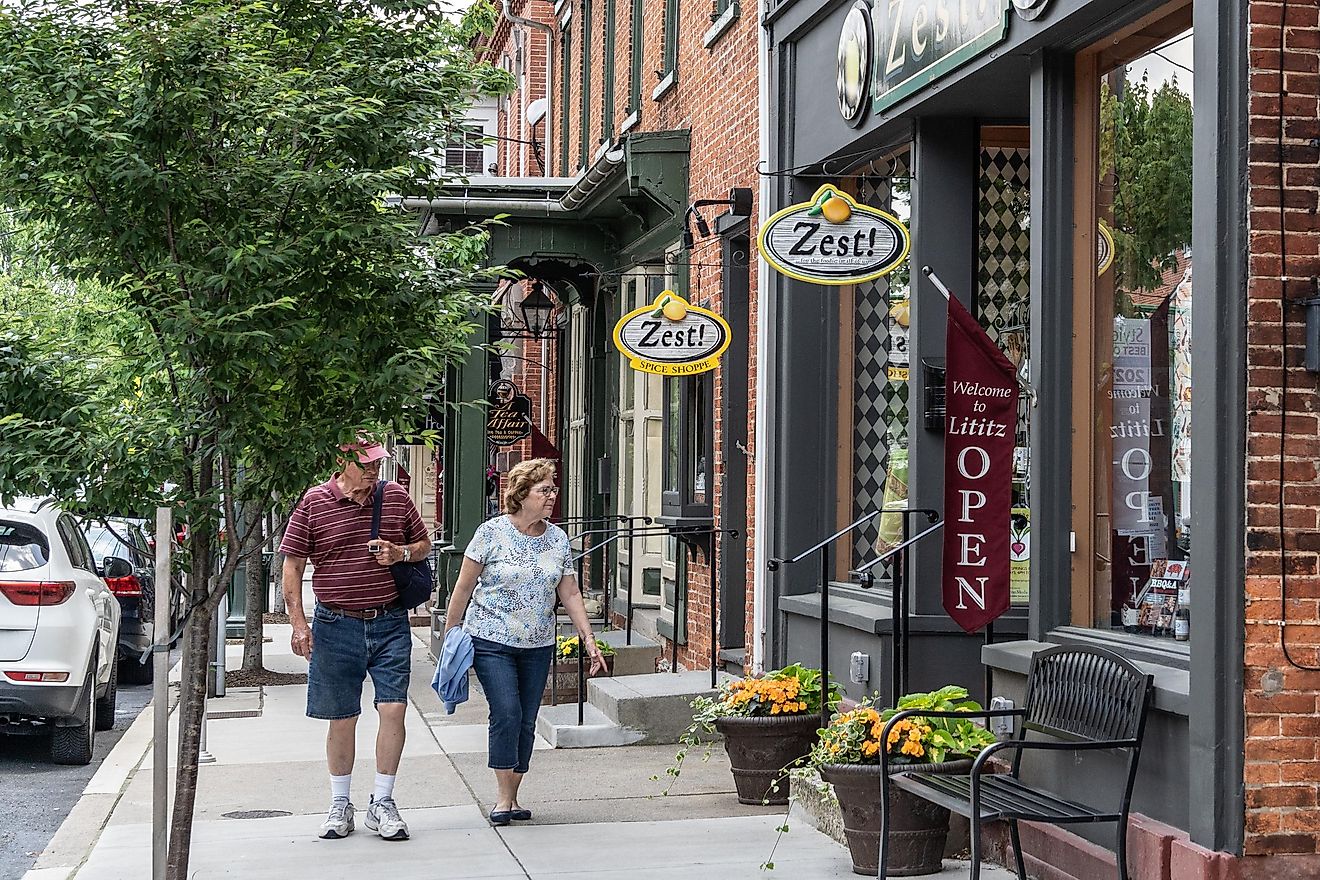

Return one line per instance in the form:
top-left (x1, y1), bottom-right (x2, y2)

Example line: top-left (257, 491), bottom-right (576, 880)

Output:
top-left (660, 664), bottom-right (840, 806)
top-left (543, 635), bottom-right (615, 705)
top-left (809, 686), bottom-right (997, 876)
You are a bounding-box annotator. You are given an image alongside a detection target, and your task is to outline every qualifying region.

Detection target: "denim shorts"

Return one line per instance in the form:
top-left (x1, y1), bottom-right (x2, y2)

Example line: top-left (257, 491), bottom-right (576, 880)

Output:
top-left (306, 603), bottom-right (411, 720)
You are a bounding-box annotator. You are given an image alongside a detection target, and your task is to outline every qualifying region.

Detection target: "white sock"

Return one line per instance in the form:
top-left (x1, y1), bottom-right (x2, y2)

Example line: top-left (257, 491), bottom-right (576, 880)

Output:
top-left (330, 773), bottom-right (351, 801)
top-left (374, 772), bottom-right (396, 802)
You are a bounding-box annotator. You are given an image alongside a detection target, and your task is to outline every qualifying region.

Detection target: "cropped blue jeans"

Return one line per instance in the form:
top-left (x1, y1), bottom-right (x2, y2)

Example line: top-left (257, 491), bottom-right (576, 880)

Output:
top-left (470, 636), bottom-right (553, 773)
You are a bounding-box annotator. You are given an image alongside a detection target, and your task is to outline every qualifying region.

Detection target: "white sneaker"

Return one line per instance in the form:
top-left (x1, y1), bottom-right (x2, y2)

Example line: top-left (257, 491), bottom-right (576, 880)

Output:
top-left (319, 798), bottom-right (355, 839)
top-left (365, 796), bottom-right (409, 840)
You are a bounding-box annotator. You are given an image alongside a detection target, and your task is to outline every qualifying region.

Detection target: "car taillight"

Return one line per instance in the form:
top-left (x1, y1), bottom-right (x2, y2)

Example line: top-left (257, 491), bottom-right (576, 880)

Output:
top-left (0, 581), bottom-right (77, 606)
top-left (105, 575), bottom-right (143, 597)
top-left (3, 671), bottom-right (70, 682)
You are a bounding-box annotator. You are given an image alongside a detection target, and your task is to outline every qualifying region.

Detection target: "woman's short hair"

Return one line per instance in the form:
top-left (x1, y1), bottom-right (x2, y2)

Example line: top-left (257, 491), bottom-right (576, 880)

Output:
top-left (503, 458), bottom-right (557, 514)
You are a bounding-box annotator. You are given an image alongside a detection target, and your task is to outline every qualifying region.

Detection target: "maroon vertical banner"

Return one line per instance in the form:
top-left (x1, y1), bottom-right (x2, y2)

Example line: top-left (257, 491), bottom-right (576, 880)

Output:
top-left (942, 294), bottom-right (1019, 633)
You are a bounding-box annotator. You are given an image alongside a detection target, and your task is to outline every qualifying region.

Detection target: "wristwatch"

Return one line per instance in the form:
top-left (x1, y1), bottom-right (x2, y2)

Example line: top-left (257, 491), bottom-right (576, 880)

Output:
top-left (401, 547), bottom-right (411, 562)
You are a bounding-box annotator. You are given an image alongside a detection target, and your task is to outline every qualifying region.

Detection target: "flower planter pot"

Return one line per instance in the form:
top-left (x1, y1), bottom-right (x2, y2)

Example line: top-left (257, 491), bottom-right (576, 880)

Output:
top-left (714, 713), bottom-right (820, 806)
top-left (819, 759), bottom-right (973, 877)
top-left (541, 656), bottom-right (612, 706)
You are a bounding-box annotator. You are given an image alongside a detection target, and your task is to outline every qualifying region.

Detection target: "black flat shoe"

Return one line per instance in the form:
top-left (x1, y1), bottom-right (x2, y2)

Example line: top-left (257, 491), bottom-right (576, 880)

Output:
top-left (489, 809), bottom-right (514, 826)
top-left (510, 808), bottom-right (532, 821)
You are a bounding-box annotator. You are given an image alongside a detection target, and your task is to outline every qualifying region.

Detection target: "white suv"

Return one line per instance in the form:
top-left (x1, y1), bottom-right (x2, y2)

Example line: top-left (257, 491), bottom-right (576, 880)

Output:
top-left (0, 499), bottom-right (121, 764)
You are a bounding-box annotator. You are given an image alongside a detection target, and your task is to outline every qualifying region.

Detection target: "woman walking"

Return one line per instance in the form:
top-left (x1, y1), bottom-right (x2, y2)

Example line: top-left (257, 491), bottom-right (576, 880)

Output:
top-left (445, 458), bottom-right (606, 825)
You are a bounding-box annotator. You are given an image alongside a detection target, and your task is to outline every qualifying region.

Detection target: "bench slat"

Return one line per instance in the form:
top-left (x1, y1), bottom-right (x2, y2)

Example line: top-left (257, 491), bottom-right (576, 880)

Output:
top-left (891, 772), bottom-right (1121, 824)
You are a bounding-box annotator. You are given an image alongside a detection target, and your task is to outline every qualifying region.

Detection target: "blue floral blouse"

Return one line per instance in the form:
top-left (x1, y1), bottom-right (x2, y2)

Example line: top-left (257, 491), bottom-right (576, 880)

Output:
top-left (462, 515), bottom-right (575, 648)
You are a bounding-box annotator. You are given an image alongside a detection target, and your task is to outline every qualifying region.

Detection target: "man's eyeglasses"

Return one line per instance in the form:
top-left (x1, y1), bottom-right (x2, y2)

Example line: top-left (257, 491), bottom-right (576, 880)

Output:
top-left (532, 486), bottom-right (560, 497)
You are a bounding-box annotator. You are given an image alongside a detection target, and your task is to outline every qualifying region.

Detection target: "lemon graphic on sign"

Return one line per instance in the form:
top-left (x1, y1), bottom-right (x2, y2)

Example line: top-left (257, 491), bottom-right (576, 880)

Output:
top-left (650, 290), bottom-right (688, 322)
top-left (807, 187), bottom-right (852, 224)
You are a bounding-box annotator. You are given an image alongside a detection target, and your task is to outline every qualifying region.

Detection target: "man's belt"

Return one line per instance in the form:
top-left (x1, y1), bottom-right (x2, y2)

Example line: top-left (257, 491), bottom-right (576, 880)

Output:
top-left (318, 601), bottom-right (402, 620)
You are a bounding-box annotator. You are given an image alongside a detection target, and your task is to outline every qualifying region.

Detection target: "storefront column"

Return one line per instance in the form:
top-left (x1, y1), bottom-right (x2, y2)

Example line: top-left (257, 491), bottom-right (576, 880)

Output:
top-left (908, 118), bottom-right (977, 616)
top-left (1188, 0), bottom-right (1245, 853)
top-left (769, 173), bottom-right (840, 663)
top-left (1028, 51), bottom-right (1075, 638)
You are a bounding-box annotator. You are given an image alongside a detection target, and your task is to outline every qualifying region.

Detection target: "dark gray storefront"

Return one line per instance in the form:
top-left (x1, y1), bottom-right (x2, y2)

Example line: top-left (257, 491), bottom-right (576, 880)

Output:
top-left (764, 0), bottom-right (1245, 856)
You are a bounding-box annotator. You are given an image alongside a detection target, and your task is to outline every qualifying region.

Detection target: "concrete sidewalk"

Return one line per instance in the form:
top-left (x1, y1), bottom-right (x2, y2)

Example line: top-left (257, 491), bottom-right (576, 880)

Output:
top-left (23, 622), bottom-right (1013, 880)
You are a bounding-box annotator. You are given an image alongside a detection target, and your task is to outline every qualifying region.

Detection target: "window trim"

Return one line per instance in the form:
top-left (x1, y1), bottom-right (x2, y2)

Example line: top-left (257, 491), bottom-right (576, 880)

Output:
top-left (628, 0), bottom-right (643, 114)
top-left (603, 0), bottom-right (616, 138)
top-left (702, 0), bottom-right (739, 50)
top-left (580, 0), bottom-right (593, 169)
top-left (560, 26), bottom-right (573, 177)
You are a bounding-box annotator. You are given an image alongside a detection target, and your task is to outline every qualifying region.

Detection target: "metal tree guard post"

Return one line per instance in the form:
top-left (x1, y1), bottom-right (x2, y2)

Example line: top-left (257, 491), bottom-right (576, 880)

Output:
top-left (769, 510), bottom-right (884, 731)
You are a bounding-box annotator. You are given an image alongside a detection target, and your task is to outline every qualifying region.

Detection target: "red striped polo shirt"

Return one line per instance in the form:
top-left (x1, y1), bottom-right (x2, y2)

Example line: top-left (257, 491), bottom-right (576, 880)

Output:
top-left (280, 478), bottom-right (427, 610)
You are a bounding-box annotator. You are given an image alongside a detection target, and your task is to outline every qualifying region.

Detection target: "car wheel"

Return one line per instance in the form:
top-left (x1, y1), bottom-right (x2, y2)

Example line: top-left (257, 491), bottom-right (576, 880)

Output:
top-left (95, 650), bottom-right (118, 731)
top-left (51, 669), bottom-right (96, 765)
top-left (121, 650), bottom-right (154, 685)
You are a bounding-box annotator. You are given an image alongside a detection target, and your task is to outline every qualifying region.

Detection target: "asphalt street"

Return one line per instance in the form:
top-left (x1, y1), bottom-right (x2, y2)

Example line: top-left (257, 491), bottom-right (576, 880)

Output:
top-left (0, 669), bottom-right (160, 880)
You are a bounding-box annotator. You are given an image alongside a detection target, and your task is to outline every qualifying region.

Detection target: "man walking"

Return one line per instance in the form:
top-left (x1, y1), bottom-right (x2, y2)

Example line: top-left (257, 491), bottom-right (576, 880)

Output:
top-left (280, 436), bottom-right (431, 841)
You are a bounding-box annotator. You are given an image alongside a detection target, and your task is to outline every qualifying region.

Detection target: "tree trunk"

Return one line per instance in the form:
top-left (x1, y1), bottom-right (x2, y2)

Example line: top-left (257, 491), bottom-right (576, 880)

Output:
top-left (241, 503), bottom-right (266, 672)
top-left (166, 524), bottom-right (213, 880)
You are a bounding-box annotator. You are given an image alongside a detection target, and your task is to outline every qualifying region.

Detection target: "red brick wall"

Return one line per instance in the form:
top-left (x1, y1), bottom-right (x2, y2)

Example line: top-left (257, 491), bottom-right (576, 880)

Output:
top-left (1244, 0), bottom-right (1320, 863)
top-left (479, 0), bottom-right (760, 674)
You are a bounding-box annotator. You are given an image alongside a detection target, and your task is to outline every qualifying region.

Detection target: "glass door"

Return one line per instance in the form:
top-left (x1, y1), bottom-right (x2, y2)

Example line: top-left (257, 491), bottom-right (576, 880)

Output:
top-left (615, 269), bottom-right (666, 610)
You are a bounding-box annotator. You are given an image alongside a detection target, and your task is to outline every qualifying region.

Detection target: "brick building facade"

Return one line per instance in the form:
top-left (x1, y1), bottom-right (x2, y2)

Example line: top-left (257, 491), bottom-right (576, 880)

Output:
top-left (1243, 0), bottom-right (1320, 869)
top-left (456, 0), bottom-right (761, 676)
top-left (408, 0), bottom-right (1320, 875)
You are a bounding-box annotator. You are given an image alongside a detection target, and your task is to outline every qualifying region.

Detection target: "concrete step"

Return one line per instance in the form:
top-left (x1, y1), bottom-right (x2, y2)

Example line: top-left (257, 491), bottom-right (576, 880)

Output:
top-left (597, 629), bottom-right (662, 675)
top-left (585, 670), bottom-right (738, 745)
top-left (535, 701), bottom-right (646, 748)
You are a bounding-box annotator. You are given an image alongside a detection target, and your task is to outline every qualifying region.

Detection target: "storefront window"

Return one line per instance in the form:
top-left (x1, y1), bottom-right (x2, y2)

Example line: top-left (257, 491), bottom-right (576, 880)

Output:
top-left (977, 127), bottom-right (1032, 605)
top-left (838, 150), bottom-right (912, 575)
top-left (1087, 27), bottom-right (1194, 640)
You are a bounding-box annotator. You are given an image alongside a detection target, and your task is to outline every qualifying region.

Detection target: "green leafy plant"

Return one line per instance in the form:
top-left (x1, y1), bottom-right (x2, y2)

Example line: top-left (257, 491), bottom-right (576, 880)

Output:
top-left (762, 686), bottom-right (996, 870)
top-left (811, 685), bottom-right (997, 768)
top-left (653, 664), bottom-right (840, 795)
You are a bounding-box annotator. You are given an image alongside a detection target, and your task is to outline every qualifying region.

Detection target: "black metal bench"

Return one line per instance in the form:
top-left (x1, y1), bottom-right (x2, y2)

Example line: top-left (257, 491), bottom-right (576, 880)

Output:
top-left (878, 645), bottom-right (1155, 880)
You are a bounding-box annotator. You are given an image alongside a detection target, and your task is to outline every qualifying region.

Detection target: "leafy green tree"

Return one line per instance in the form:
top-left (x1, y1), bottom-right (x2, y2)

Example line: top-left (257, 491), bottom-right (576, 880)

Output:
top-left (1099, 73), bottom-right (1194, 296)
top-left (0, 1), bottom-right (508, 875)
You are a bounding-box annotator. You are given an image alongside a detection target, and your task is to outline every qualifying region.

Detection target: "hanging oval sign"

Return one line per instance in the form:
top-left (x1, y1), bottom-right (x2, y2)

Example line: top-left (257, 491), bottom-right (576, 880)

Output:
top-left (758, 184), bottom-right (909, 285)
top-left (612, 291), bottom-right (731, 376)
top-left (1097, 219), bottom-right (1115, 276)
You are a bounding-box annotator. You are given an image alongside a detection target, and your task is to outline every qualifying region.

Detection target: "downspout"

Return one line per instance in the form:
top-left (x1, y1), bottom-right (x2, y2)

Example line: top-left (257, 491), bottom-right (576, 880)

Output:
top-left (502, 0), bottom-right (554, 172)
top-left (751, 0), bottom-right (772, 676)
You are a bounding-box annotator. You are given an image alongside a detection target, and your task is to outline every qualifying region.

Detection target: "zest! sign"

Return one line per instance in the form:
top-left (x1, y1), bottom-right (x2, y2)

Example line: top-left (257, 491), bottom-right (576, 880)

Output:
top-left (871, 0), bottom-right (1012, 113)
top-left (612, 291), bottom-right (731, 376)
top-left (757, 185), bottom-right (909, 285)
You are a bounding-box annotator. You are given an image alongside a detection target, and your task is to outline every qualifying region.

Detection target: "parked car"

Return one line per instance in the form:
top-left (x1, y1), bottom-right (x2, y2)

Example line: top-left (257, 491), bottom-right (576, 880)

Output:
top-left (83, 517), bottom-right (181, 685)
top-left (0, 499), bottom-right (120, 764)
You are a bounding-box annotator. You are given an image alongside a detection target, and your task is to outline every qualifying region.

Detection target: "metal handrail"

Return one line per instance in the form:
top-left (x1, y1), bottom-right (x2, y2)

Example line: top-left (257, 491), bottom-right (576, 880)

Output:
top-left (853, 511), bottom-right (941, 701)
top-left (558, 524), bottom-right (738, 724)
top-left (766, 509), bottom-right (886, 730)
top-left (853, 518), bottom-right (944, 575)
top-left (767, 509), bottom-right (883, 570)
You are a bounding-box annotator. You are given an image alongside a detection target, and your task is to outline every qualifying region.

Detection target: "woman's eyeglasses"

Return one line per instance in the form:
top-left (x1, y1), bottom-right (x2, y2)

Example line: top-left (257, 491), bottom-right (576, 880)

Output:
top-left (532, 486), bottom-right (560, 497)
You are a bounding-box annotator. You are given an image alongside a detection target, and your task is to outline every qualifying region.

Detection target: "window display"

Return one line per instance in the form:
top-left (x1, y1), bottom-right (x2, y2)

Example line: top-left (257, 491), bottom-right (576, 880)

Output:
top-left (1092, 30), bottom-right (1194, 639)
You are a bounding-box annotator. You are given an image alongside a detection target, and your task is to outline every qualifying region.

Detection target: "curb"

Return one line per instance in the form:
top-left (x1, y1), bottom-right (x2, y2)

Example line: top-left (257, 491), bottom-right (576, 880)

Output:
top-left (22, 689), bottom-right (168, 880)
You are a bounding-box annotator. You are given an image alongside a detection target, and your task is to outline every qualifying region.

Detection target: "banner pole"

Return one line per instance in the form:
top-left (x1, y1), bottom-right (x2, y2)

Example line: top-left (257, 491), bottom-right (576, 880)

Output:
top-left (921, 266), bottom-right (953, 302)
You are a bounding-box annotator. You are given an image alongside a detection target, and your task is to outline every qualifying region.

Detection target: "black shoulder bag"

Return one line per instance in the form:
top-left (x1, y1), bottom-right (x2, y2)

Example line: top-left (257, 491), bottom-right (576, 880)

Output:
top-left (371, 480), bottom-right (434, 609)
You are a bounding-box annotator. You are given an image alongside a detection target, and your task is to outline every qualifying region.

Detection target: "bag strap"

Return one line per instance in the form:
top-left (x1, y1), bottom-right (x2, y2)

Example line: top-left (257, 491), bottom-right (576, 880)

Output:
top-left (370, 479), bottom-right (385, 539)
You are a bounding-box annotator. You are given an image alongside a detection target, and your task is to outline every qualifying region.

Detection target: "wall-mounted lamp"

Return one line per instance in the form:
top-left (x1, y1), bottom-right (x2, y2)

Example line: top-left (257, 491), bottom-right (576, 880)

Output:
top-left (682, 187), bottom-right (754, 249)
top-left (518, 279), bottom-right (559, 338)
top-left (1304, 285), bottom-right (1320, 373)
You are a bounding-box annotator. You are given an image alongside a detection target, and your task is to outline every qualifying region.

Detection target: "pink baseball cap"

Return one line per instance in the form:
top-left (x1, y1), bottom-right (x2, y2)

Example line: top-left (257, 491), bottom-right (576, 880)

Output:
top-left (340, 435), bottom-right (389, 465)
